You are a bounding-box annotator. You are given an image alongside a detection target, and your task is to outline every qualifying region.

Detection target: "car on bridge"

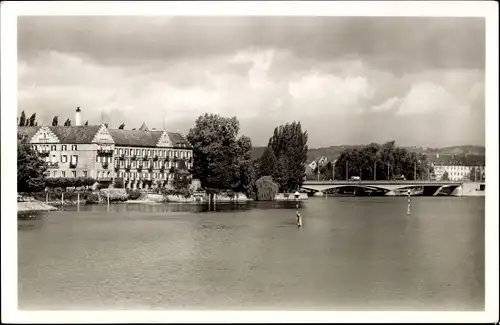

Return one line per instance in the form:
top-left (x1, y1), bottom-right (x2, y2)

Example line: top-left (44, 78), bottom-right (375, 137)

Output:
top-left (392, 175), bottom-right (406, 181)
top-left (349, 176), bottom-right (361, 181)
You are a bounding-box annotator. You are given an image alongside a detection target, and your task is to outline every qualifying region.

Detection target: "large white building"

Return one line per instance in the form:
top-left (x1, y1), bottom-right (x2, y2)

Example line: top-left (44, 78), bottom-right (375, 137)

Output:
top-left (18, 108), bottom-right (193, 190)
top-left (432, 163), bottom-right (485, 182)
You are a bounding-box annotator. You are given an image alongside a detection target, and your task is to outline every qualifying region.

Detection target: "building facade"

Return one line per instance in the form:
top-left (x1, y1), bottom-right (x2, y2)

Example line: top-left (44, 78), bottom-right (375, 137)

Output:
top-left (432, 163), bottom-right (485, 182)
top-left (18, 109), bottom-right (193, 190)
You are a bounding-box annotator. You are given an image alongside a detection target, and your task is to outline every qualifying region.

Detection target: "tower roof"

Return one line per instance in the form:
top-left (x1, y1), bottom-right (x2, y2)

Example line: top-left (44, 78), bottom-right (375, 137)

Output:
top-left (139, 122), bottom-right (149, 131)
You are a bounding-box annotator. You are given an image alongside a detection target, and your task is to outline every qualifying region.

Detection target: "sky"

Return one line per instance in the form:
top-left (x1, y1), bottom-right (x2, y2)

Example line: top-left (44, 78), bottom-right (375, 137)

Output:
top-left (17, 16), bottom-right (485, 148)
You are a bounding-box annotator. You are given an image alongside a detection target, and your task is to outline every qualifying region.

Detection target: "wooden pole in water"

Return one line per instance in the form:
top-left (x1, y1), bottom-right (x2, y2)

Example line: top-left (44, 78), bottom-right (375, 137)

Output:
top-left (61, 192), bottom-right (64, 206)
top-left (407, 189), bottom-right (411, 215)
top-left (77, 193), bottom-right (80, 205)
top-left (107, 191), bottom-right (110, 206)
top-left (46, 192), bottom-right (48, 204)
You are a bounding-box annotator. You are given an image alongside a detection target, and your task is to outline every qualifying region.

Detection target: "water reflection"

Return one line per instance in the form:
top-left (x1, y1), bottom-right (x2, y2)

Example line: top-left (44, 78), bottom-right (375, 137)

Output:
top-left (59, 200), bottom-right (304, 214)
top-left (18, 197), bottom-right (484, 311)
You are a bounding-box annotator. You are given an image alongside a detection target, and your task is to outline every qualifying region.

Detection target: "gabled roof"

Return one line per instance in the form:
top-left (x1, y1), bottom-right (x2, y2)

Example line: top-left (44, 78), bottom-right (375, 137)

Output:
top-left (18, 125), bottom-right (192, 148)
top-left (17, 126), bottom-right (41, 140)
top-left (167, 131), bottom-right (191, 148)
top-left (107, 129), bottom-right (163, 147)
top-left (48, 125), bottom-right (101, 144)
top-left (107, 129), bottom-right (191, 148)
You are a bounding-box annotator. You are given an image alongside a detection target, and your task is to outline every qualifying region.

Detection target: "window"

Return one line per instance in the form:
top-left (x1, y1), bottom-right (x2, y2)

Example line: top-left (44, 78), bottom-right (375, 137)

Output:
top-left (50, 145), bottom-right (56, 151)
top-left (72, 155), bottom-right (78, 163)
top-left (120, 160), bottom-right (124, 167)
top-left (115, 149), bottom-right (118, 155)
top-left (96, 156), bottom-right (100, 163)
top-left (61, 145), bottom-right (66, 151)
top-left (83, 171), bottom-right (88, 177)
top-left (72, 171), bottom-right (76, 178)
top-left (125, 149), bottom-right (129, 155)
top-left (142, 149), bottom-right (146, 156)
top-left (148, 150), bottom-right (151, 156)
top-left (61, 171), bottom-right (66, 177)
top-left (61, 155), bottom-right (68, 163)
top-left (132, 161), bottom-right (136, 168)
top-left (72, 145), bottom-right (78, 151)
top-left (53, 171), bottom-right (57, 177)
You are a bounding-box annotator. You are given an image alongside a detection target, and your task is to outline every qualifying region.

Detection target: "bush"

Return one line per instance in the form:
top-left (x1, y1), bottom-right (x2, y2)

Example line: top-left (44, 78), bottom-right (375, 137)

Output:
top-left (113, 178), bottom-right (124, 189)
top-left (159, 187), bottom-right (193, 198)
top-left (99, 188), bottom-right (128, 202)
top-left (255, 176), bottom-right (279, 201)
top-left (127, 189), bottom-right (142, 200)
top-left (46, 177), bottom-right (97, 190)
top-left (96, 182), bottom-right (111, 190)
top-left (86, 193), bottom-right (100, 204)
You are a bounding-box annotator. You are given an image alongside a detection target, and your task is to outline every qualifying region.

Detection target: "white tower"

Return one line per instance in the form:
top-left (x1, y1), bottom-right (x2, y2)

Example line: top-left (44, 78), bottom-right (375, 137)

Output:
top-left (75, 107), bottom-right (82, 126)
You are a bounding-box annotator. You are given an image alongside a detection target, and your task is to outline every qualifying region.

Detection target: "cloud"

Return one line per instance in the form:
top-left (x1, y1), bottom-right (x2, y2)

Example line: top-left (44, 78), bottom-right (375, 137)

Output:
top-left (18, 16), bottom-right (485, 73)
top-left (372, 97), bottom-right (401, 112)
top-left (17, 17), bottom-right (485, 147)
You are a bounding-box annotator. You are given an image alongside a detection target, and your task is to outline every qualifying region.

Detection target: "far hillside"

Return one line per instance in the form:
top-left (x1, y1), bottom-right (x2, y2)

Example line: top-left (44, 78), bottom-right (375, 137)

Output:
top-left (251, 145), bottom-right (486, 165)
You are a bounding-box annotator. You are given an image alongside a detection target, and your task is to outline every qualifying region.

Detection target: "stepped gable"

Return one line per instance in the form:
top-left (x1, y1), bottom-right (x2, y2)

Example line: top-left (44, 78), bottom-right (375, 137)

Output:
top-left (108, 128), bottom-right (191, 148)
top-left (167, 131), bottom-right (192, 148)
top-left (48, 125), bottom-right (101, 144)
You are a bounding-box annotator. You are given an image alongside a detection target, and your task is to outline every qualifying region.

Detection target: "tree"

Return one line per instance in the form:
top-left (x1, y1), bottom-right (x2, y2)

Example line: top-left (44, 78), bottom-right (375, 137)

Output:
top-left (187, 113), bottom-right (252, 192)
top-left (267, 121), bottom-right (308, 192)
top-left (64, 118), bottom-right (71, 126)
top-left (28, 113), bottom-right (36, 126)
top-left (236, 159), bottom-right (256, 197)
top-left (441, 171), bottom-right (450, 181)
top-left (84, 121), bottom-right (89, 126)
top-left (254, 176), bottom-right (279, 201)
top-left (17, 134), bottom-right (47, 193)
top-left (118, 123), bottom-right (125, 129)
top-left (333, 141), bottom-right (432, 181)
top-left (258, 146), bottom-right (278, 178)
top-left (19, 111), bottom-right (26, 127)
top-left (52, 116), bottom-right (58, 126)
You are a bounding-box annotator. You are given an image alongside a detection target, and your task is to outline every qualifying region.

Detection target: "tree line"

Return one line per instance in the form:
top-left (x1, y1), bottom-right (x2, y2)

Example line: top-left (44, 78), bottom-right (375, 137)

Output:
top-left (187, 114), bottom-right (308, 200)
top-left (332, 141), bottom-right (434, 181)
top-left (17, 111), bottom-right (90, 127)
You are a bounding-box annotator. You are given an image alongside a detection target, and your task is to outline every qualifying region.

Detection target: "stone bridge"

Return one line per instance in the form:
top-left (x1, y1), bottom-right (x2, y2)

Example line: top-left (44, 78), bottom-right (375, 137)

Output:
top-left (301, 180), bottom-right (463, 196)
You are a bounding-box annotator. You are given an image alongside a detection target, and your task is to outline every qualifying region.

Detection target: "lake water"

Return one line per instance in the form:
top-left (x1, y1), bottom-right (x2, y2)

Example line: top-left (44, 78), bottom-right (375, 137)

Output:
top-left (18, 197), bottom-right (485, 311)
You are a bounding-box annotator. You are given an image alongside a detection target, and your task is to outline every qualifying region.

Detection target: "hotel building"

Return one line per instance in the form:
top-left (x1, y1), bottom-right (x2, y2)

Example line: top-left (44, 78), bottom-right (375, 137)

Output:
top-left (432, 163), bottom-right (485, 182)
top-left (17, 108), bottom-right (193, 189)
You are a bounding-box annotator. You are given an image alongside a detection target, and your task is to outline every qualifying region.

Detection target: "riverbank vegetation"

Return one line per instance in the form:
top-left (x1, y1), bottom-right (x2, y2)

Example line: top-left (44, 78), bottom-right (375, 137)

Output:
top-left (332, 141), bottom-right (434, 181)
top-left (187, 114), bottom-right (308, 201)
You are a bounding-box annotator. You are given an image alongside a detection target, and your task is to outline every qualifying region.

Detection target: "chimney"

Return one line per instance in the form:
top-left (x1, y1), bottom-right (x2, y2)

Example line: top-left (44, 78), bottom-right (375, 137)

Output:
top-left (75, 107), bottom-right (82, 126)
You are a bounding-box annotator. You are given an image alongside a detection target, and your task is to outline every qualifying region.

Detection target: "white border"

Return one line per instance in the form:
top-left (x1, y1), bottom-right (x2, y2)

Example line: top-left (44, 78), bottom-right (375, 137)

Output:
top-left (2, 1), bottom-right (498, 323)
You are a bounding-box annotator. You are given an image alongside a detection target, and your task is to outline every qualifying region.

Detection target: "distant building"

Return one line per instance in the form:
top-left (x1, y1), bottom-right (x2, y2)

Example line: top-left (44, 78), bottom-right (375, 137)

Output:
top-left (17, 107), bottom-right (193, 190)
top-left (433, 163), bottom-right (485, 182)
